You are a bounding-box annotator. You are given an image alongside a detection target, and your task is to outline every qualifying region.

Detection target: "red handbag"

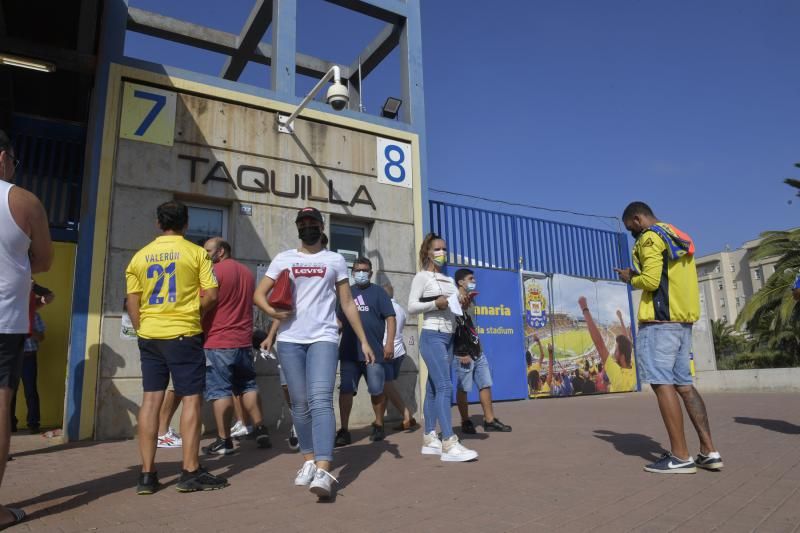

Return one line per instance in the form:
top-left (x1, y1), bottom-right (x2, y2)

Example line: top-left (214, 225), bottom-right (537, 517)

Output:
top-left (268, 269), bottom-right (293, 310)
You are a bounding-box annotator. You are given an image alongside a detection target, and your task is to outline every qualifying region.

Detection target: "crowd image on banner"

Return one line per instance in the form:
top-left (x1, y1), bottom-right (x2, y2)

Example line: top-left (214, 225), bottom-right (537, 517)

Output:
top-left (524, 274), bottom-right (637, 398)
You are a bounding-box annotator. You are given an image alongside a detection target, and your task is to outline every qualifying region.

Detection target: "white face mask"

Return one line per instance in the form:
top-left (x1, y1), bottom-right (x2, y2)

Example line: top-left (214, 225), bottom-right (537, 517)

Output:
top-left (466, 282), bottom-right (477, 292)
top-left (353, 271), bottom-right (370, 286)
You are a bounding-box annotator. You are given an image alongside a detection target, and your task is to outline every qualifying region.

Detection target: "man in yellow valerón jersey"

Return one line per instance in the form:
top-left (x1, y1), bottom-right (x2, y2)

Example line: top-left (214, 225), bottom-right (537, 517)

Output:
top-left (615, 201), bottom-right (723, 475)
top-left (125, 200), bottom-right (227, 495)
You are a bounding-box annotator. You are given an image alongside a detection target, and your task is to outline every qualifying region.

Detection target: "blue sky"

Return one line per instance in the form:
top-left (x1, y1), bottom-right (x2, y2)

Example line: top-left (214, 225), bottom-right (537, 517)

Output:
top-left (125, 0), bottom-right (800, 255)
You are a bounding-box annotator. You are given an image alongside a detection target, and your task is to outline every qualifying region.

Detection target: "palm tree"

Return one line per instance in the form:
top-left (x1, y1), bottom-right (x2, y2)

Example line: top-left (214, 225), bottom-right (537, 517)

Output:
top-left (711, 318), bottom-right (741, 358)
top-left (735, 177), bottom-right (800, 360)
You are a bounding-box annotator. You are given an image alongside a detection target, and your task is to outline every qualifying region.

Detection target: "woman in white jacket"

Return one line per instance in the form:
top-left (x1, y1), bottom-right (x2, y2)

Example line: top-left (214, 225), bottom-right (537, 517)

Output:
top-left (408, 233), bottom-right (478, 462)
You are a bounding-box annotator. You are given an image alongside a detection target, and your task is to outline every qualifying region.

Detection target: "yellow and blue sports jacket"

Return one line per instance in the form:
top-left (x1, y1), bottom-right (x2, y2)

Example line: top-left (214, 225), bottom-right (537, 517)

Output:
top-left (631, 222), bottom-right (700, 324)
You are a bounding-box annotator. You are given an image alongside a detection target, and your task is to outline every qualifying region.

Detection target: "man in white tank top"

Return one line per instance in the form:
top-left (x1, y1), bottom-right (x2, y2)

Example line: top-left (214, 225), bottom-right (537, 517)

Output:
top-left (0, 129), bottom-right (52, 528)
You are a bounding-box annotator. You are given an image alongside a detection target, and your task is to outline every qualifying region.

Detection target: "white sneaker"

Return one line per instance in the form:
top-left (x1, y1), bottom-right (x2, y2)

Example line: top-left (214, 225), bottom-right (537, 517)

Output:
top-left (288, 425), bottom-right (300, 452)
top-left (294, 460), bottom-right (317, 486)
top-left (157, 427), bottom-right (182, 448)
top-left (441, 435), bottom-right (478, 462)
top-left (231, 421), bottom-right (252, 439)
top-left (421, 430), bottom-right (442, 455)
top-left (309, 468), bottom-right (338, 499)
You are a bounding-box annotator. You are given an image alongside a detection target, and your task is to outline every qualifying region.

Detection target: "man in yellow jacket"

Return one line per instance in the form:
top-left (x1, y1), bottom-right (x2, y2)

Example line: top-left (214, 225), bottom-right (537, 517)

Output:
top-left (615, 201), bottom-right (723, 475)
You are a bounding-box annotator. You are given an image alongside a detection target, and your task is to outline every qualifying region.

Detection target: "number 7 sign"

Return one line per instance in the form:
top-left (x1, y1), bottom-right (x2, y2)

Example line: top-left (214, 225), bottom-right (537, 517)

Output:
top-left (119, 82), bottom-right (177, 146)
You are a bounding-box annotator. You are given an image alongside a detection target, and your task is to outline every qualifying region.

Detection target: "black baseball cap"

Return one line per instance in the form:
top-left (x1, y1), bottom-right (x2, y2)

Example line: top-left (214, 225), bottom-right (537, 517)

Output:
top-left (295, 206), bottom-right (324, 224)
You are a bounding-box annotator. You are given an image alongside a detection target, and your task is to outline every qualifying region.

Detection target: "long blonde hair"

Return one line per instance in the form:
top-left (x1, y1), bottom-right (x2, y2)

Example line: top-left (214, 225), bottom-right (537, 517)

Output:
top-left (418, 232), bottom-right (442, 270)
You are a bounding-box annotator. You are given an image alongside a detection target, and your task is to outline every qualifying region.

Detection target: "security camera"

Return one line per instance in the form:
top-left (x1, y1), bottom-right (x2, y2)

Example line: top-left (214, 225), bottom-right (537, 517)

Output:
top-left (326, 82), bottom-right (349, 111)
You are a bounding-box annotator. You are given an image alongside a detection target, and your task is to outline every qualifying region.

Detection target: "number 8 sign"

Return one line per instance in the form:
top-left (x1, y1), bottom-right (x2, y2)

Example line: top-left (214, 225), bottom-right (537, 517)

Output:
top-left (376, 137), bottom-right (413, 189)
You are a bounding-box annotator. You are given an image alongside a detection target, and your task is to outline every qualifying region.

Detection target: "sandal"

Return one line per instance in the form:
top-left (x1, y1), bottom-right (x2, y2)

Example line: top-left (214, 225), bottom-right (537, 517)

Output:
top-left (392, 417), bottom-right (418, 431)
top-left (0, 507), bottom-right (25, 530)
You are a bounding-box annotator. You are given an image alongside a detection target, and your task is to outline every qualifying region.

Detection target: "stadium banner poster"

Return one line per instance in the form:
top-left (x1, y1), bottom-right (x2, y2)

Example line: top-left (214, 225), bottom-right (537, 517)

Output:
top-left (524, 273), bottom-right (638, 398)
top-left (451, 267), bottom-right (529, 402)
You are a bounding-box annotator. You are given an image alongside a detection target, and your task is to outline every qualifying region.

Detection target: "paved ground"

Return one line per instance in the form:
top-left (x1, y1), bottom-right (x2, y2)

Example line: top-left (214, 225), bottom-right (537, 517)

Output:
top-left (4, 392), bottom-right (800, 532)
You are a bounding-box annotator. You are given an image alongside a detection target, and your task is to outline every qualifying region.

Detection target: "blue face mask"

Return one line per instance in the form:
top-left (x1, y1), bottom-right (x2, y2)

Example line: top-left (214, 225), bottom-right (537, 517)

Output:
top-left (353, 271), bottom-right (370, 286)
top-left (466, 282), bottom-right (477, 292)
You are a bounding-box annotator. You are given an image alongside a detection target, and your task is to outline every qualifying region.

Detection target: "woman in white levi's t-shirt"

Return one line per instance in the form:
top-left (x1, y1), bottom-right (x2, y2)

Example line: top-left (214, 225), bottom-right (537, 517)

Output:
top-left (407, 233), bottom-right (478, 463)
top-left (254, 207), bottom-right (375, 500)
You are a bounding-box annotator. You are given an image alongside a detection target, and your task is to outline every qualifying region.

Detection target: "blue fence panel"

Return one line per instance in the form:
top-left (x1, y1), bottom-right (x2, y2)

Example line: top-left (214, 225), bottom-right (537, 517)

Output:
top-left (429, 200), bottom-right (626, 281)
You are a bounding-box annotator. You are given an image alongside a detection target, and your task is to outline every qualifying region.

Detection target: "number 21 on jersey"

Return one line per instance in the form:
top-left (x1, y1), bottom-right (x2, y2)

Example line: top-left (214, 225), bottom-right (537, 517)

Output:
top-left (147, 262), bottom-right (177, 304)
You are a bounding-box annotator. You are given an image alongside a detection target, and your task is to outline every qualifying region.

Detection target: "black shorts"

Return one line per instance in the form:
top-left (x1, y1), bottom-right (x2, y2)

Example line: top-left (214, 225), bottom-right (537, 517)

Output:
top-left (0, 334), bottom-right (25, 389)
top-left (138, 334), bottom-right (205, 397)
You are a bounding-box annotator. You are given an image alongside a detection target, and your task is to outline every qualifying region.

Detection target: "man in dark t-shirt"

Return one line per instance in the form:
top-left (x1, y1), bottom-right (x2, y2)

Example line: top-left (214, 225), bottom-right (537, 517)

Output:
top-left (335, 257), bottom-right (396, 446)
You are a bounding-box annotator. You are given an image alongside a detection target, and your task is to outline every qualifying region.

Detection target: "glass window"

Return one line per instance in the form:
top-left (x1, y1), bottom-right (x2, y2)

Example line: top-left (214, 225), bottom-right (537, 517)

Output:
top-left (729, 264), bottom-right (735, 272)
top-left (720, 297), bottom-right (726, 308)
top-left (185, 205), bottom-right (227, 246)
top-left (718, 282), bottom-right (723, 291)
top-left (713, 265), bottom-right (720, 273)
top-left (754, 270), bottom-right (761, 280)
top-left (330, 223), bottom-right (366, 280)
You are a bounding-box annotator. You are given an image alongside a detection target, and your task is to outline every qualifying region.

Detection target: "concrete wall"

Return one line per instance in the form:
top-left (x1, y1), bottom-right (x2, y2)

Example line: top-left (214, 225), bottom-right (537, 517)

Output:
top-left (96, 90), bottom-right (421, 439)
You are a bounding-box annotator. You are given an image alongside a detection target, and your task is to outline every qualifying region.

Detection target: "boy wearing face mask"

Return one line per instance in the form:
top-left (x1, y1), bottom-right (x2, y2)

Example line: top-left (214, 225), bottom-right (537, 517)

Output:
top-left (453, 269), bottom-right (512, 434)
top-left (335, 257), bottom-right (396, 445)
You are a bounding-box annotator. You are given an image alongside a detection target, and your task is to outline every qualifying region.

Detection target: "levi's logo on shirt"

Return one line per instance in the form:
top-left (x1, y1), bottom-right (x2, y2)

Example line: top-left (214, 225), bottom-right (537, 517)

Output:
top-left (292, 265), bottom-right (327, 278)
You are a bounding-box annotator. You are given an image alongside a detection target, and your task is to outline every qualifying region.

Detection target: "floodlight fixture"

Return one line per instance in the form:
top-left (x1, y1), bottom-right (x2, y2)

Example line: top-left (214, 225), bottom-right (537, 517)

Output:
top-left (381, 97), bottom-right (402, 119)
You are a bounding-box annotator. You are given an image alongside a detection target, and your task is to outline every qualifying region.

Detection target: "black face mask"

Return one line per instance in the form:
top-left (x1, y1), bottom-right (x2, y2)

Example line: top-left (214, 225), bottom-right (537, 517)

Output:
top-left (298, 226), bottom-right (322, 246)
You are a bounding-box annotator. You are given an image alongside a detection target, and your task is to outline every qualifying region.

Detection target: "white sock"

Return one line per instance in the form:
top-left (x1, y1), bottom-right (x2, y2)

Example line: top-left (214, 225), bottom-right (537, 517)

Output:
top-left (706, 451), bottom-right (721, 459)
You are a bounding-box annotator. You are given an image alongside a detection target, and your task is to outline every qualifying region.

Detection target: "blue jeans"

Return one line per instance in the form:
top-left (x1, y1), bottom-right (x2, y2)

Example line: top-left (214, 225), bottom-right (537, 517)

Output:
top-left (419, 330), bottom-right (455, 439)
top-left (276, 341), bottom-right (338, 462)
top-left (636, 323), bottom-right (693, 385)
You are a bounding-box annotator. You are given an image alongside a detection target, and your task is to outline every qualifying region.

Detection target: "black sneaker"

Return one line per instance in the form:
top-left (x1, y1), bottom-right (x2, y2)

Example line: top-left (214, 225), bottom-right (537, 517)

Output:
top-left (461, 420), bottom-right (477, 434)
top-left (176, 467), bottom-right (229, 492)
top-left (644, 452), bottom-right (697, 474)
top-left (695, 452), bottom-right (724, 471)
top-left (202, 437), bottom-right (236, 456)
top-left (334, 429), bottom-right (351, 447)
top-left (136, 471), bottom-right (161, 495)
top-left (28, 425), bottom-right (40, 435)
top-left (484, 418), bottom-right (512, 432)
top-left (369, 423), bottom-right (385, 442)
top-left (253, 424), bottom-right (272, 449)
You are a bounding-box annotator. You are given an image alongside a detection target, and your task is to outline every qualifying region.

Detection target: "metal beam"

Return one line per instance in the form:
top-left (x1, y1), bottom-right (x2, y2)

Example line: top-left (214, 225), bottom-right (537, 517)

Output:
top-left (77, 0), bottom-right (100, 53)
top-left (128, 8), bottom-right (351, 81)
top-left (323, 0), bottom-right (406, 24)
top-left (348, 22), bottom-right (400, 81)
top-left (220, 0), bottom-right (274, 81)
top-left (127, 7), bottom-right (239, 55)
top-left (0, 36), bottom-right (95, 73)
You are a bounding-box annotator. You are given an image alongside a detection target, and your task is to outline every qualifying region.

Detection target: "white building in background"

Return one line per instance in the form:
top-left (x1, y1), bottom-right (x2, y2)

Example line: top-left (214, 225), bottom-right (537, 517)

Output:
top-left (696, 235), bottom-right (782, 325)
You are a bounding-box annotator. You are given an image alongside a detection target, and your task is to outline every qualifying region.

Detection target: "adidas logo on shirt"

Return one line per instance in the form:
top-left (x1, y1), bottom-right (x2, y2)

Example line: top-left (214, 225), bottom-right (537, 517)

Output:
top-left (355, 294), bottom-right (370, 312)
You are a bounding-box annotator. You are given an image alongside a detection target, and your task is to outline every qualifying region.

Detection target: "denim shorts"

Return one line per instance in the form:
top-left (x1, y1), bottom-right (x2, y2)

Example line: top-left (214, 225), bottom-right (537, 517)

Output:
top-left (339, 359), bottom-right (386, 396)
top-left (204, 347), bottom-right (259, 401)
top-left (139, 334), bottom-right (205, 397)
top-left (453, 354), bottom-right (493, 392)
top-left (636, 323), bottom-right (693, 386)
top-left (384, 355), bottom-right (405, 382)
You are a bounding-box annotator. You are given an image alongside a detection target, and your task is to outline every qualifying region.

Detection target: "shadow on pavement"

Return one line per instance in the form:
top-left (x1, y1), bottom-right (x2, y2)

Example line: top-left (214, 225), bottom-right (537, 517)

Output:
top-left (733, 416), bottom-right (800, 435)
top-left (593, 429), bottom-right (665, 461)
top-left (10, 442), bottom-right (277, 521)
top-left (333, 427), bottom-right (402, 493)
